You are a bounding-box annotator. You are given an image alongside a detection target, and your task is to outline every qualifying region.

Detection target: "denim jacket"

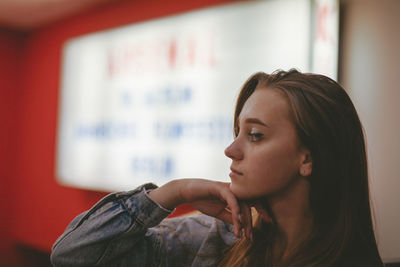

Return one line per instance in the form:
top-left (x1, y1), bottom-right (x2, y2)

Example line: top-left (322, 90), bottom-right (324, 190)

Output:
top-left (50, 183), bottom-right (237, 267)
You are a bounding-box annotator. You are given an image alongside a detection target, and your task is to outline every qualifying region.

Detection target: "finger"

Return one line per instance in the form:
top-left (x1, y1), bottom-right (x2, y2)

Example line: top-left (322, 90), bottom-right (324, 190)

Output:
top-left (216, 208), bottom-right (234, 224)
top-left (253, 202), bottom-right (273, 223)
top-left (240, 202), bottom-right (252, 240)
top-left (218, 186), bottom-right (241, 237)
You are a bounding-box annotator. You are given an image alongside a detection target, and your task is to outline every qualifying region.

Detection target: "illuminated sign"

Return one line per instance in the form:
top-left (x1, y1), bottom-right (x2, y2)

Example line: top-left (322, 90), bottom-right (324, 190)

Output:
top-left (311, 0), bottom-right (339, 79)
top-left (57, 0), bottom-right (336, 191)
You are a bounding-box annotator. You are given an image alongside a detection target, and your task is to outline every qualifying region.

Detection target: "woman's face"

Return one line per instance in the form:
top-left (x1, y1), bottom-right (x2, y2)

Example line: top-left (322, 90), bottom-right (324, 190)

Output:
top-left (225, 87), bottom-right (307, 199)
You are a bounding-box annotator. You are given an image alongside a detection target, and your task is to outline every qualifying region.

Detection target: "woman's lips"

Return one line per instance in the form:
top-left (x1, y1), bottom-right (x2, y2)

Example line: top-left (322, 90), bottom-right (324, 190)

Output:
top-left (230, 167), bottom-right (243, 177)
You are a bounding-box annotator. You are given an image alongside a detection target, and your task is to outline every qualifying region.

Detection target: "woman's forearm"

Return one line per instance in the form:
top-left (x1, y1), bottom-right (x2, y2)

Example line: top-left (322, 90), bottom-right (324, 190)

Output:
top-left (50, 183), bottom-right (172, 267)
top-left (148, 179), bottom-right (185, 210)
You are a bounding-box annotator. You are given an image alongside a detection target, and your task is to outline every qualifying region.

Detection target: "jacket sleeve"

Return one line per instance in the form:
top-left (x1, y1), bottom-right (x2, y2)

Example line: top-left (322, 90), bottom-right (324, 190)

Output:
top-left (50, 183), bottom-right (174, 267)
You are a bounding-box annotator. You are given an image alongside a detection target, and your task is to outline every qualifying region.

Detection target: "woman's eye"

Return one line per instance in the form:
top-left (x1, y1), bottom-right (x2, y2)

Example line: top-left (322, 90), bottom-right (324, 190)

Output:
top-left (248, 132), bottom-right (263, 142)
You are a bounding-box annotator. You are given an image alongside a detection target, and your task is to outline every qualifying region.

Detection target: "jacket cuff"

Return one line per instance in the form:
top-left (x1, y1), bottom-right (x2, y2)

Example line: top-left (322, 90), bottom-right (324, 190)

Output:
top-left (120, 183), bottom-right (174, 228)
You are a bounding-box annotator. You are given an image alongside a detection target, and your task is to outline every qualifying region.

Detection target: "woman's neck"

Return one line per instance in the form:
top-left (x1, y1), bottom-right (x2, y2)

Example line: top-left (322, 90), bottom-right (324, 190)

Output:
top-left (267, 176), bottom-right (314, 259)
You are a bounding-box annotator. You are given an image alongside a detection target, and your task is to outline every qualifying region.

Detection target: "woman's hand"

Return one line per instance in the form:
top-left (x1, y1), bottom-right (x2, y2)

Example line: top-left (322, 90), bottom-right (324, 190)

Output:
top-left (149, 179), bottom-right (249, 238)
top-left (181, 179), bottom-right (244, 237)
top-left (149, 179), bottom-right (273, 239)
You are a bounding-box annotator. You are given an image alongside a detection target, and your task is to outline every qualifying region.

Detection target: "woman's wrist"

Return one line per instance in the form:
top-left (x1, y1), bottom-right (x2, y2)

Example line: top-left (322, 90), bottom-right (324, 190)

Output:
top-left (148, 179), bottom-right (185, 210)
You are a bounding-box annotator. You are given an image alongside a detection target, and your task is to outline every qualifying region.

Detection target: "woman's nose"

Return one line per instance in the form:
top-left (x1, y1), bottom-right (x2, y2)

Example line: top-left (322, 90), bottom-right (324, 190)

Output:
top-left (224, 139), bottom-right (243, 160)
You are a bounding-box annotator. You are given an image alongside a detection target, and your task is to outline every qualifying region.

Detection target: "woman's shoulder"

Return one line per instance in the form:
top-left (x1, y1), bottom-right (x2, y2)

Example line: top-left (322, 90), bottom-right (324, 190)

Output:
top-left (147, 214), bottom-right (237, 266)
top-left (161, 213), bottom-right (234, 233)
top-left (156, 213), bottom-right (237, 245)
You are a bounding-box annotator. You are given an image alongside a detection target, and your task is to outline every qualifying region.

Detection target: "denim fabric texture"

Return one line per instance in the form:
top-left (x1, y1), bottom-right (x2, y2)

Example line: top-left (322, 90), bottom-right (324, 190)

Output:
top-left (50, 183), bottom-right (237, 267)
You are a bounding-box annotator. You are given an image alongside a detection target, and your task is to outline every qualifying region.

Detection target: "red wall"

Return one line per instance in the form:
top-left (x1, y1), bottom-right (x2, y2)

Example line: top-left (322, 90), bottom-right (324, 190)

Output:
top-left (0, 0), bottom-right (236, 264)
top-left (0, 28), bottom-right (25, 266)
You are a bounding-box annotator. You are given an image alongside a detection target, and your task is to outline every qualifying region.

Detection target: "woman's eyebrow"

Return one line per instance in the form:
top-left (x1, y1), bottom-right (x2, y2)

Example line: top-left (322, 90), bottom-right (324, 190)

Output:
top-left (242, 117), bottom-right (270, 127)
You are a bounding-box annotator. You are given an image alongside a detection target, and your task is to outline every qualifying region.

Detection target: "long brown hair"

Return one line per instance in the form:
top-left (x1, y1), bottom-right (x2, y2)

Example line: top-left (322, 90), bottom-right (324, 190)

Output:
top-left (218, 69), bottom-right (383, 266)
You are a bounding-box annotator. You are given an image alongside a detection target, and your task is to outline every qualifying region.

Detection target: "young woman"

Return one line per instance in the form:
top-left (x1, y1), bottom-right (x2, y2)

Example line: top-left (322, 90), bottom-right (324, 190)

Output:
top-left (51, 70), bottom-right (384, 266)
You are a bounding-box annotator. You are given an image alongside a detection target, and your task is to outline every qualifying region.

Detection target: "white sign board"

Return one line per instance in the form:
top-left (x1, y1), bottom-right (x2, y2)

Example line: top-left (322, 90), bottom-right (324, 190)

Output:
top-left (57, 0), bottom-right (317, 192)
top-left (311, 0), bottom-right (339, 80)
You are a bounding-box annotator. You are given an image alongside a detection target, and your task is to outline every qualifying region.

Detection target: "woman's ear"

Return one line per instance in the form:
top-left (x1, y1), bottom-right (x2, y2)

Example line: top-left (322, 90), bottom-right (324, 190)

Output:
top-left (299, 150), bottom-right (312, 177)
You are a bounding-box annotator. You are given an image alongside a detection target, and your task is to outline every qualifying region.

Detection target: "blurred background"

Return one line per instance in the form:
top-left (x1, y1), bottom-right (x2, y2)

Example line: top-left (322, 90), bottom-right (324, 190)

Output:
top-left (0, 0), bottom-right (399, 266)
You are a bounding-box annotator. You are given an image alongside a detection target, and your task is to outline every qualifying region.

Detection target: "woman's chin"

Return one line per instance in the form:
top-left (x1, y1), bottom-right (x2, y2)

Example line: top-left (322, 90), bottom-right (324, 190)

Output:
top-left (229, 183), bottom-right (255, 200)
top-left (229, 183), bottom-right (242, 197)
top-left (229, 183), bottom-right (271, 200)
